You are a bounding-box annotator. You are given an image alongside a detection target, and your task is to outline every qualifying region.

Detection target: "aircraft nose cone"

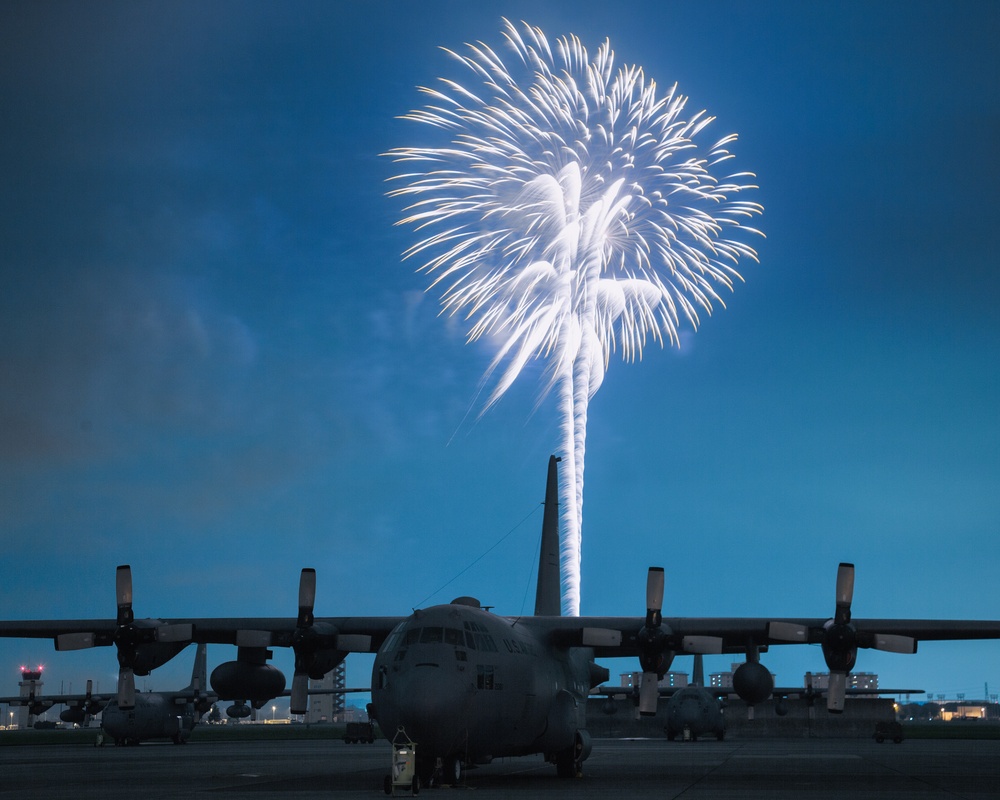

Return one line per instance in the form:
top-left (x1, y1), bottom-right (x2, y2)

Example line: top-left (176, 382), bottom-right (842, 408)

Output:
top-left (389, 665), bottom-right (471, 752)
top-left (670, 695), bottom-right (704, 734)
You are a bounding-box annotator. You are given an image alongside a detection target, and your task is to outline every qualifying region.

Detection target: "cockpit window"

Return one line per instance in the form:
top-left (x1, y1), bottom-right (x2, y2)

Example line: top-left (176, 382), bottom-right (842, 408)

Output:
top-left (420, 627), bottom-right (443, 643)
top-left (399, 625), bottom-right (476, 649)
top-left (382, 621), bottom-right (407, 653)
top-left (462, 620), bottom-right (498, 652)
top-left (404, 628), bottom-right (421, 646)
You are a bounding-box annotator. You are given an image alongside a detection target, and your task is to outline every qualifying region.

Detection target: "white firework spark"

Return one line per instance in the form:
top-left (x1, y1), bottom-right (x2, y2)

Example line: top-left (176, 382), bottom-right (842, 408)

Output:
top-left (386, 19), bottom-right (763, 615)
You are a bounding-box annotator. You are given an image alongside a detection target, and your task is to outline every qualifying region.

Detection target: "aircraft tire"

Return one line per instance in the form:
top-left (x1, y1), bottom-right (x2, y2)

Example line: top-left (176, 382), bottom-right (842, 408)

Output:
top-left (443, 755), bottom-right (462, 785)
top-left (411, 776), bottom-right (420, 795)
top-left (555, 750), bottom-right (578, 779)
top-left (383, 774), bottom-right (391, 795)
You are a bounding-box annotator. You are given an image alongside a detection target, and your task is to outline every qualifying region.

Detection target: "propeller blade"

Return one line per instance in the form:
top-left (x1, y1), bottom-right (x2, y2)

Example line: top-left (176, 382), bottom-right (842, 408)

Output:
top-left (835, 563), bottom-right (854, 623)
top-left (56, 632), bottom-right (96, 651)
top-left (290, 673), bottom-right (309, 715)
top-left (827, 671), bottom-right (846, 713)
top-left (116, 564), bottom-right (134, 625)
top-left (298, 568), bottom-right (316, 627)
top-left (646, 567), bottom-right (665, 608)
top-left (638, 672), bottom-right (659, 716)
top-left (646, 567), bottom-right (664, 626)
top-left (118, 668), bottom-right (136, 710)
top-left (873, 633), bottom-right (916, 654)
top-left (768, 621), bottom-right (809, 642)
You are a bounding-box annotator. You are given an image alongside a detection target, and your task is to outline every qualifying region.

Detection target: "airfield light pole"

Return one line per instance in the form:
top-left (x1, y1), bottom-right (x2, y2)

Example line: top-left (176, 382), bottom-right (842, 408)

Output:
top-left (271, 705), bottom-right (276, 722)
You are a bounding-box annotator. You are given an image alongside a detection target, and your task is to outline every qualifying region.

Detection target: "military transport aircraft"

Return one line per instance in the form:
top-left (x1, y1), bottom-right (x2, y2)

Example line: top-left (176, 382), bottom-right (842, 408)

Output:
top-left (100, 642), bottom-right (214, 745)
top-left (597, 654), bottom-right (923, 742)
top-left (1, 673), bottom-right (108, 727)
top-left (595, 654), bottom-right (727, 742)
top-left (1, 643), bottom-right (365, 744)
top-left (2, 456), bottom-right (1000, 785)
top-left (0, 644), bottom-right (212, 742)
top-left (663, 654), bottom-right (726, 741)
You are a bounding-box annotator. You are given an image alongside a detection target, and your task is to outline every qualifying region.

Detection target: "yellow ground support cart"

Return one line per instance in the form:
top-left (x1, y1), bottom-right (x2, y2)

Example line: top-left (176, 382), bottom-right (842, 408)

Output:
top-left (384, 728), bottom-right (419, 795)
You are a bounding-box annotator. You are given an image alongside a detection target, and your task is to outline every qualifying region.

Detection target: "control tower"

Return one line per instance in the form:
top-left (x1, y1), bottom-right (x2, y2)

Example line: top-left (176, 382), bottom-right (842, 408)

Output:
top-left (14, 666), bottom-right (43, 729)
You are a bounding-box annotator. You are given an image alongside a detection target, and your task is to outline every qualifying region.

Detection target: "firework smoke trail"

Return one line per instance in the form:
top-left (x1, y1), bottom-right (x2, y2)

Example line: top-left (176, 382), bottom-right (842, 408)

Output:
top-left (386, 19), bottom-right (763, 615)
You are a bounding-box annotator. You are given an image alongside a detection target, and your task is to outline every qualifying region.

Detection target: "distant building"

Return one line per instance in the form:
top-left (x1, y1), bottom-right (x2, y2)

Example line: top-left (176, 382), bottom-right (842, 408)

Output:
top-left (940, 702), bottom-right (1000, 721)
top-left (710, 665), bottom-right (737, 690)
top-left (807, 672), bottom-right (879, 692)
top-left (619, 671), bottom-right (688, 690)
top-left (305, 663), bottom-right (347, 724)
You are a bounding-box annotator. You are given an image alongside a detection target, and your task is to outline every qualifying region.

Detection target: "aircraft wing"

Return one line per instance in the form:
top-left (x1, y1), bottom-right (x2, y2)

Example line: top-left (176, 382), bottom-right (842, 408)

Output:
top-left (0, 691), bottom-right (112, 704)
top-left (530, 615), bottom-right (1000, 656)
top-left (772, 686), bottom-right (924, 698)
top-left (0, 617), bottom-right (402, 650)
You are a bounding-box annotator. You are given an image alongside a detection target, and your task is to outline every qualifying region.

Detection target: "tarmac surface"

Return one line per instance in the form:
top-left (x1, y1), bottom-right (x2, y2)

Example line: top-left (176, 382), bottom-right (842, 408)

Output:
top-left (2, 735), bottom-right (998, 800)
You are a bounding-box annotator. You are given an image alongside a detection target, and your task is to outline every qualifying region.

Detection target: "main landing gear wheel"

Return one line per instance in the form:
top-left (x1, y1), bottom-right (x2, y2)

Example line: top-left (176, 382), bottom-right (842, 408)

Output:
top-left (442, 755), bottom-right (462, 785)
top-left (555, 750), bottom-right (581, 779)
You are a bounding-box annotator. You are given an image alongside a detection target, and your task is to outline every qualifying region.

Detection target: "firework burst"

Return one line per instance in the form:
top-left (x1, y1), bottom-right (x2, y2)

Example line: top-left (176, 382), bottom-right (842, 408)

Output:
top-left (386, 19), bottom-right (763, 615)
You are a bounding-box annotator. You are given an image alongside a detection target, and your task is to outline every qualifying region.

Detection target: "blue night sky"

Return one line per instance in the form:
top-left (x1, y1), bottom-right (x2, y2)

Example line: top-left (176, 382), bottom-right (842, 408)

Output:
top-left (2, 1), bottom-right (998, 709)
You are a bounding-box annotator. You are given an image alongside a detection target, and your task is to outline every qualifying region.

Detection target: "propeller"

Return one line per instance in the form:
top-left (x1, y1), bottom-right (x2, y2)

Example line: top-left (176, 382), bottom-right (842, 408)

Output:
top-left (115, 564), bottom-right (138, 709)
top-left (56, 565), bottom-right (192, 710)
top-left (768, 562), bottom-right (916, 713)
top-left (636, 567), bottom-right (672, 716)
top-left (290, 568), bottom-right (317, 714)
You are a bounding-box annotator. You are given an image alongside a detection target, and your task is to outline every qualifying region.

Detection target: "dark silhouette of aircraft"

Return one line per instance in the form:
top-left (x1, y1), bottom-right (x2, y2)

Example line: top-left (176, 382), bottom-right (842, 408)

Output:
top-left (597, 654), bottom-right (923, 742)
top-left (0, 644), bottom-right (212, 742)
top-left (100, 642), bottom-right (214, 745)
top-left (663, 654), bottom-right (726, 741)
top-left (0, 672), bottom-right (107, 727)
top-left (2, 456), bottom-right (999, 784)
top-left (596, 654), bottom-right (727, 741)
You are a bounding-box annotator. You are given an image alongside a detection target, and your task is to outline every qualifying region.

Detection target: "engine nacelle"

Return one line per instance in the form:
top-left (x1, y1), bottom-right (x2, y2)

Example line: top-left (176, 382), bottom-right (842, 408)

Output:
top-left (211, 661), bottom-right (286, 702)
top-left (821, 622), bottom-right (858, 673)
top-left (132, 640), bottom-right (191, 676)
top-left (303, 648), bottom-right (349, 680)
top-left (60, 707), bottom-right (86, 724)
top-left (732, 661), bottom-right (774, 705)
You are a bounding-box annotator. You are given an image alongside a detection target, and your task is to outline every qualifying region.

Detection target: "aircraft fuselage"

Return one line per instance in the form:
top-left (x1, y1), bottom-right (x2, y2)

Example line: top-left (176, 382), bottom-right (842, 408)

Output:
top-left (664, 686), bottom-right (725, 741)
top-left (102, 694), bottom-right (199, 745)
top-left (370, 600), bottom-right (594, 770)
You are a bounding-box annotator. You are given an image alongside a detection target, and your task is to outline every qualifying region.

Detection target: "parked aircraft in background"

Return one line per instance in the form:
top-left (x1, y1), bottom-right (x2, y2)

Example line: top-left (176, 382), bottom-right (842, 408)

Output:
top-left (1, 643), bottom-right (366, 744)
top-left (0, 644), bottom-right (214, 744)
top-left (0, 674), bottom-right (108, 727)
top-left (597, 654), bottom-right (923, 742)
top-left (663, 654), bottom-right (726, 741)
top-left (595, 654), bottom-right (727, 741)
top-left (100, 642), bottom-right (214, 744)
top-left (2, 456), bottom-right (1000, 784)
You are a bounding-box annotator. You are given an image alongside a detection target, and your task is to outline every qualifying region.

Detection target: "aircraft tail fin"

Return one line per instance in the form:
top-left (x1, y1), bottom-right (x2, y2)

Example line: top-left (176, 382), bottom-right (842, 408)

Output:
top-left (188, 643), bottom-right (208, 692)
top-left (534, 455), bottom-right (561, 617)
top-left (692, 653), bottom-right (705, 687)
